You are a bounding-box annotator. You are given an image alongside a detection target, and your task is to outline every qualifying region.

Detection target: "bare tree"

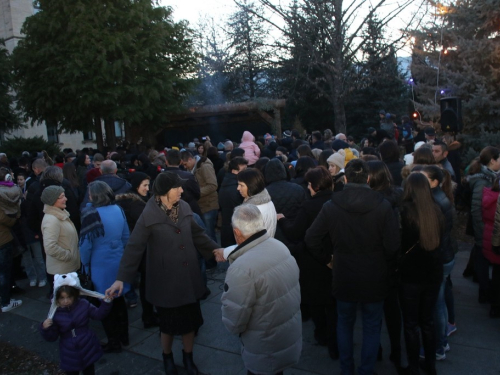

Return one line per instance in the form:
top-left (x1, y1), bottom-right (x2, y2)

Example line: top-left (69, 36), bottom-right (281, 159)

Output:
top-left (251, 0), bottom-right (426, 133)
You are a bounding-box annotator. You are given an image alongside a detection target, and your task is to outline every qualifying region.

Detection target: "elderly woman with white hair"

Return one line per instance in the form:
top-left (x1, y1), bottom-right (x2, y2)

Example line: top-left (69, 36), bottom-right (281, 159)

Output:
top-left (79, 181), bottom-right (130, 353)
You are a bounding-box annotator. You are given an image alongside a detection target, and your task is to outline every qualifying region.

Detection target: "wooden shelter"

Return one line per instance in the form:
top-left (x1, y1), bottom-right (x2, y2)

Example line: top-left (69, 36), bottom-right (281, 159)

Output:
top-left (156, 99), bottom-right (286, 146)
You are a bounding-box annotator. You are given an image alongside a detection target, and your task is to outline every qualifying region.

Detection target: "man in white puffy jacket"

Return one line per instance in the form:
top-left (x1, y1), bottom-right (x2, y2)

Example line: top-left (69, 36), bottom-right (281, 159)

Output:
top-left (221, 204), bottom-right (302, 375)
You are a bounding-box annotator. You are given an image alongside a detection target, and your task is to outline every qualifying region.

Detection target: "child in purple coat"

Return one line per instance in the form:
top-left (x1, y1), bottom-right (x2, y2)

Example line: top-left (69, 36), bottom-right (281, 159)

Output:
top-left (40, 273), bottom-right (113, 375)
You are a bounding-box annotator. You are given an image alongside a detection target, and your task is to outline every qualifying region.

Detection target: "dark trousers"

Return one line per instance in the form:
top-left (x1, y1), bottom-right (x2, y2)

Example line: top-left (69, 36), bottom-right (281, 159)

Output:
top-left (309, 300), bottom-right (337, 348)
top-left (491, 264), bottom-right (500, 306)
top-left (247, 371), bottom-right (283, 375)
top-left (139, 256), bottom-right (156, 322)
top-left (445, 275), bottom-right (455, 324)
top-left (65, 363), bottom-right (95, 375)
top-left (383, 287), bottom-right (402, 363)
top-left (399, 282), bottom-right (440, 375)
top-left (474, 244), bottom-right (490, 295)
top-left (102, 296), bottom-right (129, 344)
top-left (0, 242), bottom-right (14, 306)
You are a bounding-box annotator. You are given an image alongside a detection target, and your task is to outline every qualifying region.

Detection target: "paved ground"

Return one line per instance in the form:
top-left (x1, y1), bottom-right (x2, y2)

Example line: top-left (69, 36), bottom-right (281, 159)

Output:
top-left (1, 241), bottom-right (499, 375)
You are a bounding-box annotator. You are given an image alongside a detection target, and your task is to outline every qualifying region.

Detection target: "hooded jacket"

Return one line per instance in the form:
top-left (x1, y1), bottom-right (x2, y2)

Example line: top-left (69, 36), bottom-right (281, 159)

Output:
top-left (218, 172), bottom-right (243, 247)
top-left (193, 158), bottom-right (219, 214)
top-left (240, 131), bottom-right (261, 165)
top-left (305, 183), bottom-right (399, 302)
top-left (40, 298), bottom-right (111, 372)
top-left (221, 231), bottom-right (302, 375)
top-left (264, 159), bottom-right (305, 243)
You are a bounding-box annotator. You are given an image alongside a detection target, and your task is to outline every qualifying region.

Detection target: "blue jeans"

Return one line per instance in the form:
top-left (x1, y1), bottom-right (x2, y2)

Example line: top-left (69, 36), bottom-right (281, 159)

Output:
top-left (22, 240), bottom-right (46, 283)
top-left (202, 209), bottom-right (218, 243)
top-left (0, 242), bottom-right (14, 306)
top-left (435, 258), bottom-right (455, 350)
top-left (337, 300), bottom-right (384, 375)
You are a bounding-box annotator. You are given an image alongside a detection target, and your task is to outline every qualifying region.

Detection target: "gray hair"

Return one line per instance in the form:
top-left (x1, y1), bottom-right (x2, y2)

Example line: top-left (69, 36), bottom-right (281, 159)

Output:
top-left (32, 158), bottom-right (48, 171)
top-left (224, 141), bottom-right (234, 151)
top-left (41, 166), bottom-right (63, 183)
top-left (93, 153), bottom-right (104, 162)
top-left (100, 160), bottom-right (117, 175)
top-left (88, 180), bottom-right (115, 207)
top-left (231, 204), bottom-right (265, 238)
top-left (335, 133), bottom-right (346, 140)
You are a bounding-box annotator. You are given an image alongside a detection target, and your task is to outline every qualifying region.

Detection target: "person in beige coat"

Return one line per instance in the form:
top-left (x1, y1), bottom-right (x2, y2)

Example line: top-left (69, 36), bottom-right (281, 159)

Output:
top-left (41, 185), bottom-right (80, 294)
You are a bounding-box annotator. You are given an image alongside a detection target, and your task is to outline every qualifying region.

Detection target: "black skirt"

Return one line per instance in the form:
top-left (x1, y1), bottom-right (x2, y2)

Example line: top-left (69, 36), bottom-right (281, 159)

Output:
top-left (156, 302), bottom-right (203, 335)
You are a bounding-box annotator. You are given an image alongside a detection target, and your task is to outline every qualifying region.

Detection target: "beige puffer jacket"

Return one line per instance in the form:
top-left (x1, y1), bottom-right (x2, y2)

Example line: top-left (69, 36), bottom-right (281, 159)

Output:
top-left (42, 205), bottom-right (80, 275)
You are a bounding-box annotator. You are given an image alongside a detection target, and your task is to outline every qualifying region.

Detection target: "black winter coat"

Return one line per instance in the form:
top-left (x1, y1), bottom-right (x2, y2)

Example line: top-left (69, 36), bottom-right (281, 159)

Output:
top-left (399, 202), bottom-right (443, 285)
top-left (218, 173), bottom-right (243, 247)
top-left (385, 161), bottom-right (404, 187)
top-left (305, 183), bottom-right (399, 303)
top-left (279, 190), bottom-right (333, 305)
top-left (432, 187), bottom-right (456, 264)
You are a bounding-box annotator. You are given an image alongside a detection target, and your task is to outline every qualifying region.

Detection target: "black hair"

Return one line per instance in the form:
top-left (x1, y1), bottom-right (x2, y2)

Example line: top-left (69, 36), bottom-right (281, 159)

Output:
top-left (56, 285), bottom-right (80, 303)
top-left (228, 157), bottom-right (248, 172)
top-left (237, 168), bottom-right (265, 197)
top-left (367, 160), bottom-right (393, 191)
top-left (166, 149), bottom-right (181, 166)
top-left (305, 166), bottom-right (333, 192)
top-left (378, 140), bottom-right (400, 163)
top-left (295, 156), bottom-right (316, 178)
top-left (345, 159), bottom-right (369, 184)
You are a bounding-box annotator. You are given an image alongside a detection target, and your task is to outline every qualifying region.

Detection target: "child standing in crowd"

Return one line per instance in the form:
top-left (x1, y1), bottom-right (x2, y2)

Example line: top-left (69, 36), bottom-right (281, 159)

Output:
top-left (40, 273), bottom-right (112, 375)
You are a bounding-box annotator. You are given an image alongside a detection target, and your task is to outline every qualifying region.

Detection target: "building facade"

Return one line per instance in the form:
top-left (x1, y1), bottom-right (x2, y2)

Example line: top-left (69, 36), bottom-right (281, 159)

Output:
top-left (0, 0), bottom-right (99, 151)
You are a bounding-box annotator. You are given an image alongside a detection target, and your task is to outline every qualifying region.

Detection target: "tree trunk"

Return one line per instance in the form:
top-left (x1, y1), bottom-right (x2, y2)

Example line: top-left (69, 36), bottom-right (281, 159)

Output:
top-left (104, 118), bottom-right (116, 150)
top-left (94, 117), bottom-right (104, 152)
top-left (332, 0), bottom-right (347, 135)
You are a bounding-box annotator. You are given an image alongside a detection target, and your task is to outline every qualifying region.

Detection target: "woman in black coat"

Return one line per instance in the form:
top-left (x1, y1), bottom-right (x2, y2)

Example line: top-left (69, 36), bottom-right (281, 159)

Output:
top-left (277, 166), bottom-right (338, 358)
top-left (399, 173), bottom-right (444, 375)
top-left (367, 160), bottom-right (404, 372)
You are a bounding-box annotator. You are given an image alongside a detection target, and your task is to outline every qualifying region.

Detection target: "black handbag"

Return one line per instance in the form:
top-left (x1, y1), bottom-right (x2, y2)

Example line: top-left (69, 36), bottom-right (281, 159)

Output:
top-left (78, 264), bottom-right (94, 291)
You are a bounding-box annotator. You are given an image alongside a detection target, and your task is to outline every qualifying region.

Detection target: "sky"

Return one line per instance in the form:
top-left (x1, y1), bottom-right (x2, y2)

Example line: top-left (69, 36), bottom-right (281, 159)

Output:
top-left (160, 0), bottom-right (431, 57)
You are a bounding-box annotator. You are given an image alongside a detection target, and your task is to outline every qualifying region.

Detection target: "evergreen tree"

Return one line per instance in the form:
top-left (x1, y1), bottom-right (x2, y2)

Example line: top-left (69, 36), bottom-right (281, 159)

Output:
top-left (226, 0), bottom-right (274, 100)
top-left (410, 0), bottom-right (500, 136)
top-left (12, 0), bottom-right (198, 149)
top-left (0, 41), bottom-right (22, 134)
top-left (346, 13), bottom-right (410, 136)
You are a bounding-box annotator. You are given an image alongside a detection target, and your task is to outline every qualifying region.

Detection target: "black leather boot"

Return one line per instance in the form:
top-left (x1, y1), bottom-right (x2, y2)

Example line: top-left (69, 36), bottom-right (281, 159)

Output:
top-left (182, 350), bottom-right (199, 375)
top-left (162, 352), bottom-right (178, 375)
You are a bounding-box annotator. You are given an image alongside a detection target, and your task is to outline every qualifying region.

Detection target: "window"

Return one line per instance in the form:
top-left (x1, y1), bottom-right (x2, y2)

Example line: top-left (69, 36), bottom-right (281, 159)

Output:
top-left (46, 122), bottom-right (59, 143)
top-left (83, 131), bottom-right (94, 141)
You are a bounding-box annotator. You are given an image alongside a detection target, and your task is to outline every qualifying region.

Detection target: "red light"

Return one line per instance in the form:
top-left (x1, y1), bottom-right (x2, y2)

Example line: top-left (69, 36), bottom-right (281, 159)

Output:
top-left (412, 112), bottom-right (418, 118)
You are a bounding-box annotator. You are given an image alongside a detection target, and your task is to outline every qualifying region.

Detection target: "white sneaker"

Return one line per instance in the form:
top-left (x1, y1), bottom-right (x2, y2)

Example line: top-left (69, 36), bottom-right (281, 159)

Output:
top-left (29, 281), bottom-right (37, 287)
top-left (38, 280), bottom-right (47, 287)
top-left (1, 299), bottom-right (22, 312)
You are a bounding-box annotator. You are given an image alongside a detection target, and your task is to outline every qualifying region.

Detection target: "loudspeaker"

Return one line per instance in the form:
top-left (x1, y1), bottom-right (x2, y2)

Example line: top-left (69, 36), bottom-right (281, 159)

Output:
top-left (440, 97), bottom-right (462, 133)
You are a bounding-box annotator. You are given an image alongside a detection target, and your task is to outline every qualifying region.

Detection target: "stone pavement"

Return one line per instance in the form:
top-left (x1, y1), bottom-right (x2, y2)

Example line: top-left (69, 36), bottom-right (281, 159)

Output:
top-left (1, 241), bottom-right (499, 375)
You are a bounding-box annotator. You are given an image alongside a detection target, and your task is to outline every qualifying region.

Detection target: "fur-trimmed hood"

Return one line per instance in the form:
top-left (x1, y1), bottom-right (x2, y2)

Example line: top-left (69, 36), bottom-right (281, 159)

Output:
top-left (245, 188), bottom-right (271, 205)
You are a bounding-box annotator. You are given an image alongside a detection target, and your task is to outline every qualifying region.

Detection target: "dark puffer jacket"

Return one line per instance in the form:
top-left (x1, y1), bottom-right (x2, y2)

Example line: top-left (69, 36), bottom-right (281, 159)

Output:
top-left (39, 298), bottom-right (112, 372)
top-left (279, 190), bottom-right (333, 305)
top-left (265, 159), bottom-right (305, 244)
top-left (467, 166), bottom-right (497, 246)
top-left (218, 172), bottom-right (243, 247)
top-left (305, 184), bottom-right (399, 303)
top-left (80, 174), bottom-right (132, 209)
top-left (432, 186), bottom-right (456, 264)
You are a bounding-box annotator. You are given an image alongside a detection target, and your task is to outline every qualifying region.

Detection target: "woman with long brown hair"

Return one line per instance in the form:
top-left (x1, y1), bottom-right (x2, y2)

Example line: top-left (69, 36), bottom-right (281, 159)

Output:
top-left (399, 172), bottom-right (444, 375)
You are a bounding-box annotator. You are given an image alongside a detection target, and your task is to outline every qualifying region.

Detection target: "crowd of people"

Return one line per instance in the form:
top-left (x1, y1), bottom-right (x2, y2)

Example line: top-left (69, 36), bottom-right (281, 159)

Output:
top-left (0, 115), bottom-right (499, 375)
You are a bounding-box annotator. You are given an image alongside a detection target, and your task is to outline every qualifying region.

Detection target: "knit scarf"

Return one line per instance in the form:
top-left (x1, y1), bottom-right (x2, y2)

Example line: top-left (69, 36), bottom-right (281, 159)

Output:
top-left (79, 206), bottom-right (105, 246)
